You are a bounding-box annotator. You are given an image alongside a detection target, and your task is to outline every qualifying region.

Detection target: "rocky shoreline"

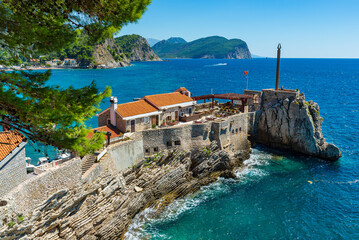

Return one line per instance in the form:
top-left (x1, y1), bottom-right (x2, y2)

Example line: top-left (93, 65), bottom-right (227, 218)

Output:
top-left (0, 141), bottom-right (250, 239)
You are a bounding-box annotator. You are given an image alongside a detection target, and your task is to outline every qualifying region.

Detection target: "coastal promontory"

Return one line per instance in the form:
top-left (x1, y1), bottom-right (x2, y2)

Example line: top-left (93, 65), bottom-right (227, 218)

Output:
top-left (152, 36), bottom-right (252, 59)
top-left (115, 34), bottom-right (161, 62)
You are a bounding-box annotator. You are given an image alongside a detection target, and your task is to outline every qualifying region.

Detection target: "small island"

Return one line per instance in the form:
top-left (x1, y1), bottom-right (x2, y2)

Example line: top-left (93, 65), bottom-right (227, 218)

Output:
top-left (152, 36), bottom-right (252, 59)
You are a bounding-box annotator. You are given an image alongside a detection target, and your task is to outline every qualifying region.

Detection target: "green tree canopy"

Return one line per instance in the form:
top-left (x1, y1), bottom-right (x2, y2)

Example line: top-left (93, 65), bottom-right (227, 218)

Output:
top-left (0, 0), bottom-right (151, 156)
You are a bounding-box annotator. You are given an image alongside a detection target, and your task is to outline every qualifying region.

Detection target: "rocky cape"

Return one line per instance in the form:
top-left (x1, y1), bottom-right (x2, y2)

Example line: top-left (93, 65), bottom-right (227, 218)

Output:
top-left (92, 35), bottom-right (161, 68)
top-left (152, 36), bottom-right (252, 59)
top-left (92, 38), bottom-right (131, 68)
top-left (254, 89), bottom-right (341, 161)
top-left (115, 35), bottom-right (161, 62)
top-left (0, 141), bottom-right (250, 239)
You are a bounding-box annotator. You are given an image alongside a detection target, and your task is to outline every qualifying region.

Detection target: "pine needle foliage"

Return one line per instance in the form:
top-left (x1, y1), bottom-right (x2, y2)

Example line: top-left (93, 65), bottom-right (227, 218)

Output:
top-left (0, 0), bottom-right (152, 156)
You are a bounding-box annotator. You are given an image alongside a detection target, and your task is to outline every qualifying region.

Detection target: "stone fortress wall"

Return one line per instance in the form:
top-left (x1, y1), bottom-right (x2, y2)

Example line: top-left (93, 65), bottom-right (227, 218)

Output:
top-left (1, 112), bottom-right (252, 213)
top-left (141, 113), bottom-right (250, 156)
top-left (4, 157), bottom-right (82, 213)
top-left (0, 142), bottom-right (27, 197)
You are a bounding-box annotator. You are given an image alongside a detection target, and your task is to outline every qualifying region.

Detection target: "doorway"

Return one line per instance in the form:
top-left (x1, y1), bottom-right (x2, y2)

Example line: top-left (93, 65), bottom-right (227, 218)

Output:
top-left (131, 120), bottom-right (135, 132)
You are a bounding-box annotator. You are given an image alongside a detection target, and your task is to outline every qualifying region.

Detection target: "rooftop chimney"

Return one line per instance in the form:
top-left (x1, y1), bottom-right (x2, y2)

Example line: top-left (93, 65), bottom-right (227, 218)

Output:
top-left (110, 96), bottom-right (118, 127)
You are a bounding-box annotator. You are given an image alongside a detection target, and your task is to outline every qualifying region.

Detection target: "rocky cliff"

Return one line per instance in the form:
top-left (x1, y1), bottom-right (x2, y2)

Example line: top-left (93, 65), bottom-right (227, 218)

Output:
top-left (115, 35), bottom-right (161, 62)
top-left (92, 38), bottom-right (130, 68)
top-left (255, 89), bottom-right (341, 161)
top-left (0, 141), bottom-right (249, 239)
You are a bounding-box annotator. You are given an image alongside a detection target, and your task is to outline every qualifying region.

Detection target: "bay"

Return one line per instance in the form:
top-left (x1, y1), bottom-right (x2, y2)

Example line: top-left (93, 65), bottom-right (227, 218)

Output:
top-left (27, 59), bottom-right (359, 239)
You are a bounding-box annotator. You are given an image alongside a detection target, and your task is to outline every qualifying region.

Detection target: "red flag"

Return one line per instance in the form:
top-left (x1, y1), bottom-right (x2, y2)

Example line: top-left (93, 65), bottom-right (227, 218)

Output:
top-left (244, 71), bottom-right (249, 75)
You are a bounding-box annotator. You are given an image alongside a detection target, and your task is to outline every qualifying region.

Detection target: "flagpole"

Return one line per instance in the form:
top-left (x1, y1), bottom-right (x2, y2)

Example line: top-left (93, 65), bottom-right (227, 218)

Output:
top-left (246, 74), bottom-right (248, 90)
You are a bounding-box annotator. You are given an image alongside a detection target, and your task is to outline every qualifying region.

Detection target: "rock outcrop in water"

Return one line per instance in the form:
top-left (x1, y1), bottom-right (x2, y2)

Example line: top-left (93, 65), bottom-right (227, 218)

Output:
top-left (255, 89), bottom-right (341, 161)
top-left (0, 141), bottom-right (249, 239)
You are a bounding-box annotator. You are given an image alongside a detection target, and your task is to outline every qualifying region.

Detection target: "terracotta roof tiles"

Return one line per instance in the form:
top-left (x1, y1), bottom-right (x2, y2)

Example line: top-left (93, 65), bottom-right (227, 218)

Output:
top-left (144, 92), bottom-right (193, 107)
top-left (0, 130), bottom-right (25, 162)
top-left (116, 100), bottom-right (159, 118)
top-left (87, 125), bottom-right (123, 139)
top-left (174, 87), bottom-right (188, 92)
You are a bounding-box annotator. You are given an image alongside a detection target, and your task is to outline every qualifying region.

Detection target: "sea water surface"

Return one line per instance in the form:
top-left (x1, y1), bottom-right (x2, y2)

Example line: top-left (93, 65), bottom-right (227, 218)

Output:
top-left (29, 59), bottom-right (358, 239)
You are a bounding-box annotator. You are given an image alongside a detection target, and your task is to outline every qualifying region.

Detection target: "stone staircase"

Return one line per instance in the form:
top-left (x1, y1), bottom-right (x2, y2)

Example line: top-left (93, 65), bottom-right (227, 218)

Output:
top-left (81, 154), bottom-right (97, 175)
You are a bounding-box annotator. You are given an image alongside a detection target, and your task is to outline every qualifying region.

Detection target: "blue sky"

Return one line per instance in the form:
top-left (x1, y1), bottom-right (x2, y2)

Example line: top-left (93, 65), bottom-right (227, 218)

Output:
top-left (118, 0), bottom-right (359, 58)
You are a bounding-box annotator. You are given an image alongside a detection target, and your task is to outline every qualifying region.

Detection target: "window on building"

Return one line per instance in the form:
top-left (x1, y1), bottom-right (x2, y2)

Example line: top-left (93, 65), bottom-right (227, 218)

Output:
top-left (107, 119), bottom-right (111, 125)
top-left (175, 140), bottom-right (181, 145)
top-left (144, 117), bottom-right (150, 124)
top-left (145, 148), bottom-right (150, 153)
top-left (180, 111), bottom-right (184, 117)
top-left (188, 107), bottom-right (192, 115)
top-left (167, 141), bottom-right (172, 147)
top-left (167, 115), bottom-right (172, 121)
top-left (154, 147), bottom-right (159, 152)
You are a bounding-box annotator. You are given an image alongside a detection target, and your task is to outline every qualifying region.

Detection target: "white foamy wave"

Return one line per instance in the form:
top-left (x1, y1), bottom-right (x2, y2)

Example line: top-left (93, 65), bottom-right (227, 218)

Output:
top-left (126, 148), bottom-right (274, 239)
top-left (125, 180), bottom-right (231, 239)
top-left (205, 63), bottom-right (227, 67)
top-left (235, 148), bottom-right (273, 182)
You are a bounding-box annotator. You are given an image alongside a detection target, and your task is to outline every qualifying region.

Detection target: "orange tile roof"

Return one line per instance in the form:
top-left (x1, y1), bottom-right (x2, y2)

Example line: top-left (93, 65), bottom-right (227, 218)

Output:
top-left (87, 125), bottom-right (123, 139)
top-left (144, 92), bottom-right (193, 107)
top-left (174, 87), bottom-right (188, 92)
top-left (116, 100), bottom-right (159, 118)
top-left (0, 130), bottom-right (25, 162)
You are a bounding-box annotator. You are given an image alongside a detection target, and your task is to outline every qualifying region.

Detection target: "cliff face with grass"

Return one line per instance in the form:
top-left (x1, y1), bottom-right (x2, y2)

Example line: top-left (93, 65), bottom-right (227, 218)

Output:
top-left (92, 38), bottom-right (130, 68)
top-left (115, 34), bottom-right (161, 62)
top-left (152, 36), bottom-right (252, 59)
top-left (0, 141), bottom-right (250, 239)
top-left (255, 89), bottom-right (341, 161)
top-left (35, 34), bottom-right (159, 68)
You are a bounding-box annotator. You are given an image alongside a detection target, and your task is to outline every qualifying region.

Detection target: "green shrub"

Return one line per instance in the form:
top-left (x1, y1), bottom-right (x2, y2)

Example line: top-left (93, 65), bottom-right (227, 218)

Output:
top-left (17, 215), bottom-right (23, 223)
top-left (203, 146), bottom-right (211, 156)
top-left (8, 221), bottom-right (15, 228)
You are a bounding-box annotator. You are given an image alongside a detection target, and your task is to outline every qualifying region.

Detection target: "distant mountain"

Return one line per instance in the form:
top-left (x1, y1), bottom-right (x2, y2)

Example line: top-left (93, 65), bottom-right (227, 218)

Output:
top-left (166, 37), bottom-right (187, 44)
top-left (152, 36), bottom-right (251, 59)
top-left (115, 35), bottom-right (161, 62)
top-left (146, 38), bottom-right (161, 47)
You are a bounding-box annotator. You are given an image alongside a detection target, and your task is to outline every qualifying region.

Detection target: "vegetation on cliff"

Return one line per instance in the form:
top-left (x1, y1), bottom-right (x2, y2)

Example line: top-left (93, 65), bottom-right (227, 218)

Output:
top-left (3, 33), bottom-right (160, 68)
top-left (0, 0), bottom-right (152, 155)
top-left (115, 34), bottom-right (161, 61)
top-left (153, 36), bottom-right (252, 59)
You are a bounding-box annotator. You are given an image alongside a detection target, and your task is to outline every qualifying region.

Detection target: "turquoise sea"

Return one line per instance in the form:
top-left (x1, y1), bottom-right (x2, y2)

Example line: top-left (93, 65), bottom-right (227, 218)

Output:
top-left (28, 59), bottom-right (358, 239)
